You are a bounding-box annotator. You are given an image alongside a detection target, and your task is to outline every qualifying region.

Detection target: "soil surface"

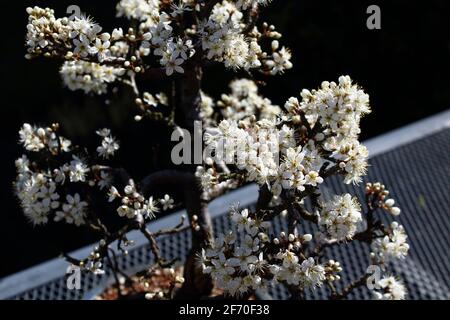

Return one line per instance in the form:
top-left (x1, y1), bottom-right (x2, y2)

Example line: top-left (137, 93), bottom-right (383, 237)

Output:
top-left (95, 267), bottom-right (226, 300)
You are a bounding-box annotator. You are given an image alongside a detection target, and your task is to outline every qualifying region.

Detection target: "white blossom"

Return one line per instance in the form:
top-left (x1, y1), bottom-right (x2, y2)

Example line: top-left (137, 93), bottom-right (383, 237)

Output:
top-left (14, 164), bottom-right (61, 226)
top-left (68, 155), bottom-right (89, 183)
top-left (60, 61), bottom-right (125, 94)
top-left (201, 207), bottom-right (271, 297)
top-left (116, 0), bottom-right (160, 21)
top-left (266, 47), bottom-right (293, 75)
top-left (319, 194), bottom-right (362, 241)
top-left (73, 35), bottom-right (92, 57)
top-left (271, 253), bottom-right (326, 289)
top-left (372, 222), bottom-right (409, 263)
top-left (18, 123), bottom-right (70, 153)
top-left (108, 186), bottom-right (120, 202)
top-left (116, 183), bottom-right (160, 219)
top-left (170, 2), bottom-right (193, 17)
top-left (159, 194), bottom-right (174, 210)
top-left (98, 171), bottom-right (112, 190)
top-left (372, 276), bottom-right (407, 300)
top-left (161, 54), bottom-right (184, 76)
top-left (55, 193), bottom-right (87, 226)
top-left (217, 79), bottom-right (281, 122)
top-left (96, 129), bottom-right (120, 159)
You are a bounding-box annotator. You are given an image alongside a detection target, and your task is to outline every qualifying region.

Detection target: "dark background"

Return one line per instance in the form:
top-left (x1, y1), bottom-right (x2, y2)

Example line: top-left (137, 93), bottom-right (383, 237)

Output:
top-left (1, 0), bottom-right (449, 277)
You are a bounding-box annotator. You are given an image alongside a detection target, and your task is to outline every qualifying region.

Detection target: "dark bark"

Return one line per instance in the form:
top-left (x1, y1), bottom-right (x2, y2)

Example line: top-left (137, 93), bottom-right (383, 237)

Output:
top-left (255, 184), bottom-right (272, 212)
top-left (173, 62), bottom-right (203, 132)
top-left (331, 273), bottom-right (370, 300)
top-left (140, 170), bottom-right (214, 299)
top-left (165, 51), bottom-right (216, 298)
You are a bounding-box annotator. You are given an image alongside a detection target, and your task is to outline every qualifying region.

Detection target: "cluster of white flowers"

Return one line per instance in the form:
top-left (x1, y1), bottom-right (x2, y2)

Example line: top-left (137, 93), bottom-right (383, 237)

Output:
top-left (286, 76), bottom-right (371, 184)
top-left (275, 144), bottom-right (324, 196)
top-left (15, 156), bottom-right (60, 225)
top-left (26, 0), bottom-right (292, 96)
top-left (217, 79), bottom-right (281, 121)
top-left (199, 1), bottom-right (291, 73)
top-left (116, 0), bottom-right (160, 22)
top-left (49, 155), bottom-right (94, 187)
top-left (14, 124), bottom-right (89, 226)
top-left (126, 10), bottom-right (196, 76)
top-left (371, 221), bottom-right (409, 263)
top-left (269, 231), bottom-right (334, 289)
top-left (19, 123), bottom-right (71, 153)
top-left (155, 34), bottom-right (195, 76)
top-left (235, 0), bottom-right (271, 10)
top-left (318, 193), bottom-right (362, 241)
top-left (54, 193), bottom-right (88, 226)
top-left (202, 206), bottom-right (335, 296)
top-left (26, 7), bottom-right (111, 60)
top-left (201, 208), bottom-right (271, 296)
top-left (203, 119), bottom-right (279, 187)
top-left (79, 239), bottom-right (112, 275)
top-left (195, 74), bottom-right (410, 297)
top-left (200, 1), bottom-right (255, 70)
top-left (14, 154), bottom-right (89, 227)
top-left (111, 181), bottom-right (175, 219)
top-left (112, 183), bottom-right (159, 219)
top-left (372, 276), bottom-right (407, 300)
top-left (117, 2), bottom-right (197, 77)
top-left (195, 166), bottom-right (241, 201)
top-left (25, 7), bottom-right (71, 53)
top-left (202, 118), bottom-right (327, 198)
top-left (265, 40), bottom-right (293, 75)
top-left (60, 61), bottom-right (125, 94)
top-left (67, 155), bottom-right (89, 182)
top-left (14, 124), bottom-right (121, 227)
top-left (270, 255), bottom-right (325, 288)
top-left (200, 76), bottom-right (371, 201)
top-left (25, 7), bottom-right (137, 94)
top-left (96, 128), bottom-right (120, 159)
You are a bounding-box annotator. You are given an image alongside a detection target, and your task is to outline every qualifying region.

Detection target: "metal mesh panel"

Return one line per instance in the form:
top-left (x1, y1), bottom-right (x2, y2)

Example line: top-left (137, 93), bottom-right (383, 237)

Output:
top-left (5, 128), bottom-right (450, 300)
top-left (323, 128), bottom-right (450, 300)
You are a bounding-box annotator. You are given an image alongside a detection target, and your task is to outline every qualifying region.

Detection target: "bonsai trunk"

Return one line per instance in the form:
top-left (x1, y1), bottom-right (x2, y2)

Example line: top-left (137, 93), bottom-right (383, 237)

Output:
top-left (143, 62), bottom-right (214, 298)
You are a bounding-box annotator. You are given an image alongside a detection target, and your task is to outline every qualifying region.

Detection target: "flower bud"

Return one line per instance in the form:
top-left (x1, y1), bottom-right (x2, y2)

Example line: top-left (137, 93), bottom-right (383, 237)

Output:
top-left (271, 40), bottom-right (279, 51)
top-left (390, 207), bottom-right (401, 216)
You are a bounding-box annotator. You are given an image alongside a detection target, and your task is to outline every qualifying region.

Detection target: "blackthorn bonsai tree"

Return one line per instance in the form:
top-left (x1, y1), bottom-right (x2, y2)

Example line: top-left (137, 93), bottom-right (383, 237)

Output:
top-left (15, 0), bottom-right (409, 299)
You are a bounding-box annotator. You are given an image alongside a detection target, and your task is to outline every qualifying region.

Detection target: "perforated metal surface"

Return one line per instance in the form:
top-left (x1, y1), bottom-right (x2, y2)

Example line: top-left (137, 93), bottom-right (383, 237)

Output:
top-left (325, 127), bottom-right (450, 300)
top-left (261, 127), bottom-right (450, 300)
top-left (2, 125), bottom-right (449, 300)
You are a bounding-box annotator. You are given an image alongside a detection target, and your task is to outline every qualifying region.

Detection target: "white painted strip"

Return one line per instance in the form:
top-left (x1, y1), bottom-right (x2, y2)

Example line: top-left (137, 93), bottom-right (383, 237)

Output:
top-left (364, 109), bottom-right (450, 157)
